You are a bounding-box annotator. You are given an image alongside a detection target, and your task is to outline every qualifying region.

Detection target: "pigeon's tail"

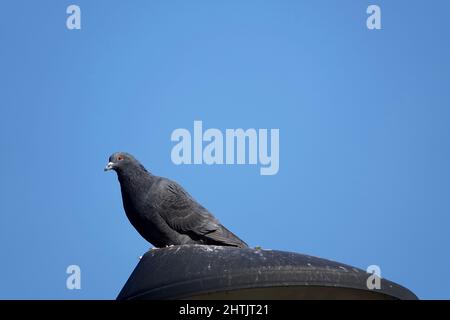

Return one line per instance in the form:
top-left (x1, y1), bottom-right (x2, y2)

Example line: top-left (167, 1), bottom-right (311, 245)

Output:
top-left (204, 225), bottom-right (248, 248)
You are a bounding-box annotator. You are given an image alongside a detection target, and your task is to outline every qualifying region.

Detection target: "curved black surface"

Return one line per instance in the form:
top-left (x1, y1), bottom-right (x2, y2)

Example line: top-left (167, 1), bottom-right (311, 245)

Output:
top-left (117, 245), bottom-right (417, 300)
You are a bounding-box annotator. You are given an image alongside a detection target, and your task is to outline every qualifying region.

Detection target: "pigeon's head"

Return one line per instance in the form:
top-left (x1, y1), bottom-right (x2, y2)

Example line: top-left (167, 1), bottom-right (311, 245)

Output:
top-left (104, 152), bottom-right (146, 173)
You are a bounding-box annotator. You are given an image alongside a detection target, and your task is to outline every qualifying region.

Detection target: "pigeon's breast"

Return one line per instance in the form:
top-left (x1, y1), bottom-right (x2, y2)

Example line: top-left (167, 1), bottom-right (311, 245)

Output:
top-left (121, 190), bottom-right (155, 226)
top-left (120, 189), bottom-right (185, 247)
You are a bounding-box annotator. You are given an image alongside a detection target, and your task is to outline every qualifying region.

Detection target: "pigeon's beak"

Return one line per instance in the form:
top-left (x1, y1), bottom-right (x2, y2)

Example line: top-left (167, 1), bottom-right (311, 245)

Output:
top-left (104, 162), bottom-right (114, 171)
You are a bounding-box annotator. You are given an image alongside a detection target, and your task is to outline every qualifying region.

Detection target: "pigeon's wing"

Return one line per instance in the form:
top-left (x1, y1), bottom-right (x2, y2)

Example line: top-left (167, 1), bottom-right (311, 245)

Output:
top-left (154, 179), bottom-right (248, 247)
top-left (155, 180), bottom-right (221, 236)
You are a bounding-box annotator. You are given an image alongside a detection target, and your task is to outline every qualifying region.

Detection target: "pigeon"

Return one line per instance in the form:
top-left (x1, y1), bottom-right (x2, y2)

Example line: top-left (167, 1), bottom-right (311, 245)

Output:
top-left (105, 152), bottom-right (248, 248)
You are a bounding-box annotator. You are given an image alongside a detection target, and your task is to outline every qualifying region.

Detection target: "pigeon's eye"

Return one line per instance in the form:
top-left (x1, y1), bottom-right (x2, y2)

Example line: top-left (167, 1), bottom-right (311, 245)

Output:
top-left (117, 156), bottom-right (123, 161)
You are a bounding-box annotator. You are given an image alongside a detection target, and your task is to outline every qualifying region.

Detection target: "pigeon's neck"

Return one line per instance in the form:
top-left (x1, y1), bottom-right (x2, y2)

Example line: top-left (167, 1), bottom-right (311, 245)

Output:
top-left (117, 166), bottom-right (154, 197)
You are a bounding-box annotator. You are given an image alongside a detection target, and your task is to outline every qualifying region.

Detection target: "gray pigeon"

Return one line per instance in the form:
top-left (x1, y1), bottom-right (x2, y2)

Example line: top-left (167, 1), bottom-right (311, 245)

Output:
top-left (105, 152), bottom-right (248, 248)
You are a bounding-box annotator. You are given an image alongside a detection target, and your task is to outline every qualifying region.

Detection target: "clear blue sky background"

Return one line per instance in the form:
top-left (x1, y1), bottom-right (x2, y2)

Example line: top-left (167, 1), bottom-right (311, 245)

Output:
top-left (0, 0), bottom-right (449, 299)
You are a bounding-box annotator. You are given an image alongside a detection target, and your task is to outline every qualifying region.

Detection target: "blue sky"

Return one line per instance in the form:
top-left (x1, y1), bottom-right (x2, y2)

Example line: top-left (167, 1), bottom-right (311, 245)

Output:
top-left (1, 0), bottom-right (449, 299)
